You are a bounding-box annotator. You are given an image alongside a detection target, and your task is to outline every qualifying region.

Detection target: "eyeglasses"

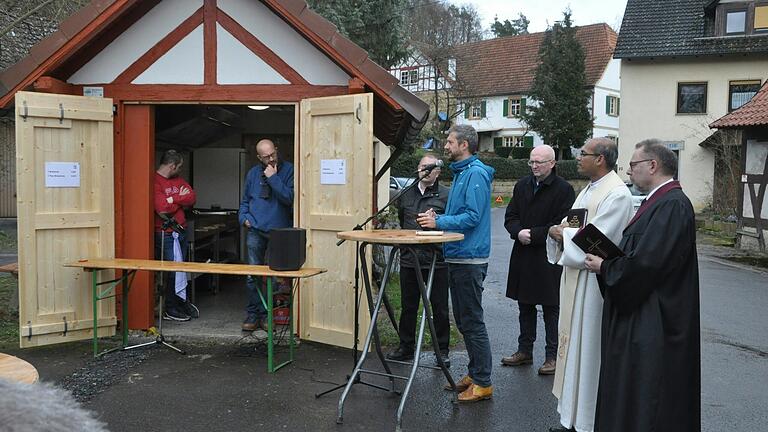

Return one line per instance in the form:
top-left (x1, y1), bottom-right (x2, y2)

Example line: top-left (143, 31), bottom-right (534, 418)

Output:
top-left (628, 159), bottom-right (654, 168)
top-left (258, 151), bottom-right (277, 161)
top-left (527, 159), bottom-right (554, 167)
top-left (578, 151), bottom-right (601, 158)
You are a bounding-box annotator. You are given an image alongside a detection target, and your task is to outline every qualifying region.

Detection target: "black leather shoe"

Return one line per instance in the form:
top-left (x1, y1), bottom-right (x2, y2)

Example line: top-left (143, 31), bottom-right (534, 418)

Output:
top-left (549, 426), bottom-right (576, 432)
top-left (434, 351), bottom-right (451, 368)
top-left (386, 346), bottom-right (414, 361)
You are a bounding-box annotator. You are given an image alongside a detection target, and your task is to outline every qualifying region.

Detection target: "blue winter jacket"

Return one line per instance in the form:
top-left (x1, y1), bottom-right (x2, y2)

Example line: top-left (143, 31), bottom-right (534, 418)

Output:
top-left (436, 155), bottom-right (495, 260)
top-left (238, 161), bottom-right (294, 232)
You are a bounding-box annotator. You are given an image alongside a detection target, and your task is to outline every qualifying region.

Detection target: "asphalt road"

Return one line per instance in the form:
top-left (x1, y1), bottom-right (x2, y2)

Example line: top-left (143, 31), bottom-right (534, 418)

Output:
top-left (5, 208), bottom-right (767, 432)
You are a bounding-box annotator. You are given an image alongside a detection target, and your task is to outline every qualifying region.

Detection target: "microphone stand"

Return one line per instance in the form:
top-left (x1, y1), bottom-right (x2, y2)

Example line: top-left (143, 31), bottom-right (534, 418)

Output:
top-left (316, 168), bottom-right (434, 398)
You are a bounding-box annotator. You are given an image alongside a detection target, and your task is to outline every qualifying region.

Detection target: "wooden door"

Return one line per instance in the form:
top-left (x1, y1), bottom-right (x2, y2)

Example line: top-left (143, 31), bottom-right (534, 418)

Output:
top-left (15, 91), bottom-right (116, 347)
top-left (298, 93), bottom-right (373, 348)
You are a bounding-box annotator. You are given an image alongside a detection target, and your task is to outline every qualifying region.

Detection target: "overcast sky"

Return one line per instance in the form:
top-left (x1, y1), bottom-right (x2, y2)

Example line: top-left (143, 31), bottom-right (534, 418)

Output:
top-left (447, 0), bottom-right (629, 33)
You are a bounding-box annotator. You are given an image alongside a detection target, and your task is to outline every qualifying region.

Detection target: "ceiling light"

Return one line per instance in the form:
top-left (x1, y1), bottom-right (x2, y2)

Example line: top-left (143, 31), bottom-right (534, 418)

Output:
top-left (247, 105), bottom-right (270, 110)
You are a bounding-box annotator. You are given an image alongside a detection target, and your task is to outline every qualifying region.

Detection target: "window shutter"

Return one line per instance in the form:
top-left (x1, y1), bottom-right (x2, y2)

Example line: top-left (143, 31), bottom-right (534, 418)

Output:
top-left (617, 97), bottom-right (620, 116)
top-left (524, 136), bottom-right (534, 148)
top-left (493, 137), bottom-right (503, 148)
top-left (464, 104), bottom-right (469, 119)
top-left (481, 101), bottom-right (487, 118)
top-left (503, 99), bottom-right (509, 117)
top-left (605, 95), bottom-right (611, 115)
top-left (521, 97), bottom-right (527, 114)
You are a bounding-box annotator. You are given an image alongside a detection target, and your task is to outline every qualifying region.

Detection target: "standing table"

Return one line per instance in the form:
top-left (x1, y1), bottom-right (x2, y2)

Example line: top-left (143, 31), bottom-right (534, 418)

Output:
top-left (335, 230), bottom-right (463, 432)
top-left (65, 259), bottom-right (325, 372)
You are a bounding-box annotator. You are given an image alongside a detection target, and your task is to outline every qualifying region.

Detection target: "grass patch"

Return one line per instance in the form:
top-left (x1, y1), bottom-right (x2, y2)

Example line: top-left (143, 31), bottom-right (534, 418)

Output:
top-left (0, 275), bottom-right (19, 350)
top-left (725, 256), bottom-right (768, 269)
top-left (376, 271), bottom-right (462, 349)
top-left (0, 230), bottom-right (16, 253)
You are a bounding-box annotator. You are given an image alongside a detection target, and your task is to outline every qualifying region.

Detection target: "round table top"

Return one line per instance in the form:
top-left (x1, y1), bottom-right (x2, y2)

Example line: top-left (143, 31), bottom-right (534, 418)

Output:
top-left (337, 229), bottom-right (463, 244)
top-left (0, 353), bottom-right (39, 384)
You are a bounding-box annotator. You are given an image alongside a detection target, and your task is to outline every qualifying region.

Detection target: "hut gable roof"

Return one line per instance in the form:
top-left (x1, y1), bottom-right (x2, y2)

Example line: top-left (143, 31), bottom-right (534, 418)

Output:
top-left (0, 0), bottom-right (428, 149)
top-left (711, 81), bottom-right (768, 129)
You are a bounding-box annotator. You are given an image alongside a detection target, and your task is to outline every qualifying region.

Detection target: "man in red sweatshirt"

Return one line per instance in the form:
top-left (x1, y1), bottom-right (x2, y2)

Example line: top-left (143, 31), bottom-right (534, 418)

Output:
top-left (155, 149), bottom-right (197, 321)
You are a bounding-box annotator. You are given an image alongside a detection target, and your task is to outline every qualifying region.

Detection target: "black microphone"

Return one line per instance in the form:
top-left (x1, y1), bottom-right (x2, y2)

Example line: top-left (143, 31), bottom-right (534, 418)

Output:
top-left (418, 160), bottom-right (444, 173)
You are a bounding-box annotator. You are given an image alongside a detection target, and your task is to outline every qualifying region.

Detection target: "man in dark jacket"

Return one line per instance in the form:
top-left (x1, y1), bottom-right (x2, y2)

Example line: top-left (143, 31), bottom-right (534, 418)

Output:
top-left (238, 139), bottom-right (294, 332)
top-left (387, 154), bottom-right (451, 367)
top-left (502, 144), bottom-right (575, 375)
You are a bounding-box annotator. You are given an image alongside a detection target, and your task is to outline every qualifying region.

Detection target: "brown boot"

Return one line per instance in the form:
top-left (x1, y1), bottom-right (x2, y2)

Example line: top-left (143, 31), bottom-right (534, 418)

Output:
top-left (457, 383), bottom-right (493, 403)
top-left (443, 375), bottom-right (472, 392)
top-left (500, 351), bottom-right (533, 366)
top-left (538, 358), bottom-right (556, 375)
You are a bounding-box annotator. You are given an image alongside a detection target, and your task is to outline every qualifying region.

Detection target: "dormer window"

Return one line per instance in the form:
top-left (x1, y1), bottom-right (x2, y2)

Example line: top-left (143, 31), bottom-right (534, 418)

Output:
top-left (715, 1), bottom-right (768, 36)
top-left (726, 10), bottom-right (747, 34)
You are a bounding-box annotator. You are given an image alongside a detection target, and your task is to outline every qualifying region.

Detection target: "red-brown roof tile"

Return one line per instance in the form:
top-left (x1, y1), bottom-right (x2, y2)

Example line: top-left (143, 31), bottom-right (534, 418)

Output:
top-left (711, 81), bottom-right (768, 128)
top-left (454, 23), bottom-right (617, 97)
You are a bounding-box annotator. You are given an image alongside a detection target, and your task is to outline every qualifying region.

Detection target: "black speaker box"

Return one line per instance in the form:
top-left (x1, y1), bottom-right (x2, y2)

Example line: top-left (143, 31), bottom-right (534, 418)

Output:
top-left (268, 228), bottom-right (306, 271)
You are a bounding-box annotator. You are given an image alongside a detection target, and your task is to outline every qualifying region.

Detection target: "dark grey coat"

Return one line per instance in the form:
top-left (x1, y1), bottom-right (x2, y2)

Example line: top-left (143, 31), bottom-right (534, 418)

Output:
top-left (504, 172), bottom-right (575, 306)
top-left (397, 181), bottom-right (449, 268)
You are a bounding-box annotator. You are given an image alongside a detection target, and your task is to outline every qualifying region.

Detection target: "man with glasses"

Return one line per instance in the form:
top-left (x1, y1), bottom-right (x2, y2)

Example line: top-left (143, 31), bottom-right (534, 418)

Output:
top-left (238, 139), bottom-right (294, 332)
top-left (545, 138), bottom-right (633, 432)
top-left (586, 140), bottom-right (700, 432)
top-left (386, 153), bottom-right (451, 367)
top-left (501, 144), bottom-right (575, 376)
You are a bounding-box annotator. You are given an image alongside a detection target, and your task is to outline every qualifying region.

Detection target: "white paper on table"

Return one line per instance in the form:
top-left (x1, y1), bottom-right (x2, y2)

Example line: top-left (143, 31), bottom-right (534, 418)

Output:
top-left (320, 159), bottom-right (346, 185)
top-left (45, 162), bottom-right (80, 188)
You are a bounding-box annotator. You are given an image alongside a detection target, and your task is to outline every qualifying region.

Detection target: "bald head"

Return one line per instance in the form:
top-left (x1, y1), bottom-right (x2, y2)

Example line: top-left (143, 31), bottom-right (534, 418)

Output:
top-left (530, 145), bottom-right (555, 160)
top-left (256, 139), bottom-right (278, 166)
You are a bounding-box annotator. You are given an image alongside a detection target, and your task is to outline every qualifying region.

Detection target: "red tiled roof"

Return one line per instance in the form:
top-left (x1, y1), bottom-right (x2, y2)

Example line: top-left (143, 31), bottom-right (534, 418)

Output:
top-left (710, 81), bottom-right (768, 129)
top-left (454, 23), bottom-right (618, 97)
top-left (0, 0), bottom-right (428, 148)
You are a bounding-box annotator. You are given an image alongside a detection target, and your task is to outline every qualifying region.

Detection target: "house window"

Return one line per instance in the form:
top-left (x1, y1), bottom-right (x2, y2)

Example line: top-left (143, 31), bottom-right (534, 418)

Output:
top-left (606, 95), bottom-right (620, 117)
top-left (470, 105), bottom-right (482, 119)
top-left (726, 10), bottom-right (747, 34)
top-left (509, 98), bottom-right (521, 116)
top-left (503, 136), bottom-right (524, 147)
top-left (677, 82), bottom-right (708, 114)
top-left (400, 69), bottom-right (418, 86)
top-left (400, 70), bottom-right (410, 85)
top-left (756, 6), bottom-right (768, 30)
top-left (503, 97), bottom-right (525, 117)
top-left (409, 70), bottom-right (419, 85)
top-left (729, 80), bottom-right (761, 111)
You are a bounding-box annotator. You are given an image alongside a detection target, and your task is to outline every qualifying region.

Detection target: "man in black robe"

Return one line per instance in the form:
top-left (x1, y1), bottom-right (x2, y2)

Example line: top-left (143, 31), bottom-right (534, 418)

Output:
top-left (502, 144), bottom-right (575, 375)
top-left (585, 139), bottom-right (700, 432)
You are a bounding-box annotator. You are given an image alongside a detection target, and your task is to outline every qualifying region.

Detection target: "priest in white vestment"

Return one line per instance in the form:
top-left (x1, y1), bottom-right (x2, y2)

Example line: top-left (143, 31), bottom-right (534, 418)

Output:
top-left (545, 138), bottom-right (633, 432)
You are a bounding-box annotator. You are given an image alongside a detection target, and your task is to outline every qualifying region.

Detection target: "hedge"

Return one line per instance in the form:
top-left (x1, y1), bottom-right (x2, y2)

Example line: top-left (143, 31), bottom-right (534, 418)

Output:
top-left (390, 153), bottom-right (586, 181)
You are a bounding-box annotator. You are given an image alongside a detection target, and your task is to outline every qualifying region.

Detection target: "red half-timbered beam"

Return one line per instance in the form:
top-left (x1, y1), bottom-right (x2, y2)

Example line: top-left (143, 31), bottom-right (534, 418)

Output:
top-left (204, 0), bottom-right (217, 85)
top-left (32, 76), bottom-right (80, 95)
top-left (101, 84), bottom-right (345, 101)
top-left (114, 7), bottom-right (204, 84)
top-left (216, 8), bottom-right (309, 85)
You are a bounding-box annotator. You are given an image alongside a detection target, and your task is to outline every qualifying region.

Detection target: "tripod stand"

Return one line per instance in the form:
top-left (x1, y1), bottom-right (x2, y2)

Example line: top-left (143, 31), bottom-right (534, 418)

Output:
top-left (123, 219), bottom-right (186, 355)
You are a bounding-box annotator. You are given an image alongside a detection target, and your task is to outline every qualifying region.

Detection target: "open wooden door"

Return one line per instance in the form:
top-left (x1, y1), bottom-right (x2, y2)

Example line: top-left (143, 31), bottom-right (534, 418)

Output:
top-left (15, 91), bottom-right (116, 347)
top-left (298, 93), bottom-right (373, 348)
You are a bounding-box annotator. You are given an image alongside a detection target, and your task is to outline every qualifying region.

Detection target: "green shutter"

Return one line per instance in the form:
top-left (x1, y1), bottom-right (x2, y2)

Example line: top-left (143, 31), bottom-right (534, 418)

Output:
top-left (605, 95), bottom-right (611, 115)
top-left (464, 104), bottom-right (469, 119)
top-left (503, 99), bottom-right (509, 117)
top-left (480, 101), bottom-right (487, 118)
top-left (520, 97), bottom-right (527, 115)
top-left (524, 136), bottom-right (534, 148)
top-left (493, 137), bottom-right (503, 148)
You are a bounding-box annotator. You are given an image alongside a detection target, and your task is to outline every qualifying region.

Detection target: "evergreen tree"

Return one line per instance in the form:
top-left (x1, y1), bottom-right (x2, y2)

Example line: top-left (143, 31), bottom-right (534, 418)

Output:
top-left (520, 11), bottom-right (592, 158)
top-left (307, 0), bottom-right (409, 69)
top-left (490, 13), bottom-right (529, 38)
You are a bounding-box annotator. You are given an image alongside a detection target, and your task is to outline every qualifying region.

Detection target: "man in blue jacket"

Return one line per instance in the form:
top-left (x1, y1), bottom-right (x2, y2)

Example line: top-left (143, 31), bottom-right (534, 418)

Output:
top-left (417, 124), bottom-right (495, 402)
top-left (238, 139), bottom-right (294, 332)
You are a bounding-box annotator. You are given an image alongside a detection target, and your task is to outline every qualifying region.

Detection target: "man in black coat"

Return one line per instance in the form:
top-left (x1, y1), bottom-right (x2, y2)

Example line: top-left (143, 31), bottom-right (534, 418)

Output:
top-left (585, 139), bottom-right (700, 432)
top-left (387, 153), bottom-right (451, 367)
top-left (502, 144), bottom-right (575, 375)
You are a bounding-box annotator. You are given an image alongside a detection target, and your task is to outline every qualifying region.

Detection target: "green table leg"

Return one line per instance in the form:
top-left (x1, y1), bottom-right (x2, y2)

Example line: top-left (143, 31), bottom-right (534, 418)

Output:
top-left (122, 272), bottom-right (129, 347)
top-left (93, 271), bottom-right (98, 357)
top-left (267, 277), bottom-right (274, 372)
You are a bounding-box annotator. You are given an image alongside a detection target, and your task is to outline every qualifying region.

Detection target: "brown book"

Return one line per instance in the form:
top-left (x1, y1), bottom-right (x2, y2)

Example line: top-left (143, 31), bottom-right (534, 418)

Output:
top-left (572, 223), bottom-right (624, 260)
top-left (565, 208), bottom-right (588, 229)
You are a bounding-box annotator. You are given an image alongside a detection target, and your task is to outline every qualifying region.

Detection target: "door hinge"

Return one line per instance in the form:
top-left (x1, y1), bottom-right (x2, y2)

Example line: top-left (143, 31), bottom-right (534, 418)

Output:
top-left (59, 103), bottom-right (64, 124)
top-left (21, 100), bottom-right (28, 121)
top-left (355, 103), bottom-right (362, 124)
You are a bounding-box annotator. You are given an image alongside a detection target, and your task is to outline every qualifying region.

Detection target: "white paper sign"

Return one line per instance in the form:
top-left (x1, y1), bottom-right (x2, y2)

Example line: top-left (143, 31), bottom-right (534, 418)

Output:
top-left (83, 86), bottom-right (104, 97)
top-left (45, 162), bottom-right (81, 188)
top-left (320, 159), bottom-right (346, 185)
